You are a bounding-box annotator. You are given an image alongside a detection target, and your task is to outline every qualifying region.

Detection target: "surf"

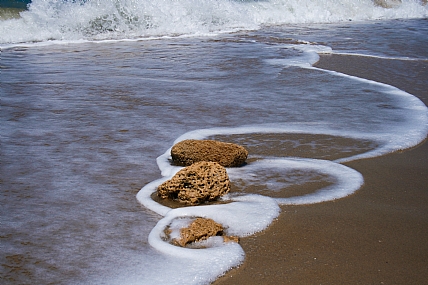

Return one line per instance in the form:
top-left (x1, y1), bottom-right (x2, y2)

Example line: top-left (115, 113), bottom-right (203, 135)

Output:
top-left (1, 0), bottom-right (428, 45)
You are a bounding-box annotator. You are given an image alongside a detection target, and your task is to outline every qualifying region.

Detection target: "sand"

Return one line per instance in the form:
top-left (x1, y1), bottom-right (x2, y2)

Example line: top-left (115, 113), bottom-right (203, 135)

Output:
top-left (214, 54), bottom-right (428, 284)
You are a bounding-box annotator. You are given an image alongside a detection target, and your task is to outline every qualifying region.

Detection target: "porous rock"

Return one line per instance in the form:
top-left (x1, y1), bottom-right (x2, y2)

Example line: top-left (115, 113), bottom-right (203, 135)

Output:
top-left (157, 161), bottom-right (230, 205)
top-left (223, 235), bottom-right (240, 243)
top-left (373, 0), bottom-right (401, 8)
top-left (172, 217), bottom-right (224, 247)
top-left (171, 139), bottom-right (248, 167)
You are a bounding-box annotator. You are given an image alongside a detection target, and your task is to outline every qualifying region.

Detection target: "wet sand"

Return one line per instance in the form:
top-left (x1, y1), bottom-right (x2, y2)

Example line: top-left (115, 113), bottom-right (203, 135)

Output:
top-left (214, 54), bottom-right (428, 284)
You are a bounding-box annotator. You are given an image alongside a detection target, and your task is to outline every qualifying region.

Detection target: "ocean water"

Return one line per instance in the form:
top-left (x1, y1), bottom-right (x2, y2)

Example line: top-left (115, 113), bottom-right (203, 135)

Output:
top-left (1, 1), bottom-right (428, 284)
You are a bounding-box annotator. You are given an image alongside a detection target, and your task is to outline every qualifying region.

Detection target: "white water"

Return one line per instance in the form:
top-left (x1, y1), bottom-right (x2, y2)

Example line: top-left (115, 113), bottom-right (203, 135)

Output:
top-left (1, 0), bottom-right (427, 45)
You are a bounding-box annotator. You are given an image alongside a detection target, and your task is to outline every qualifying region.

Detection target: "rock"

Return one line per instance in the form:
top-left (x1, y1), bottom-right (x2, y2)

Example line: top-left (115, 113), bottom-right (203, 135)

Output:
top-left (171, 139), bottom-right (248, 167)
top-left (373, 0), bottom-right (401, 8)
top-left (223, 235), bottom-right (240, 243)
top-left (165, 217), bottom-right (240, 247)
top-left (172, 217), bottom-right (224, 247)
top-left (157, 161), bottom-right (230, 205)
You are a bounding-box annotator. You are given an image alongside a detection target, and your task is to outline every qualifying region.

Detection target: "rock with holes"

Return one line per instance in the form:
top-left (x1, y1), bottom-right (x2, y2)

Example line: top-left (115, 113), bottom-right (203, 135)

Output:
top-left (171, 139), bottom-right (248, 167)
top-left (373, 0), bottom-right (401, 8)
top-left (171, 217), bottom-right (224, 247)
top-left (157, 161), bottom-right (230, 205)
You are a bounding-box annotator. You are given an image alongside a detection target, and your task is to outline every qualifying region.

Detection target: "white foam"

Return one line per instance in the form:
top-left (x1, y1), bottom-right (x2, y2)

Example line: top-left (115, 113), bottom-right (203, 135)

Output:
top-left (137, 194), bottom-right (276, 283)
top-left (136, 177), bottom-right (172, 216)
top-left (228, 158), bottom-right (364, 205)
top-left (149, 194), bottom-right (280, 244)
top-left (266, 44), bottom-right (333, 68)
top-left (333, 52), bottom-right (427, 61)
top-left (134, 191), bottom-right (279, 284)
top-left (261, 43), bottom-right (428, 162)
top-left (107, 241), bottom-right (244, 285)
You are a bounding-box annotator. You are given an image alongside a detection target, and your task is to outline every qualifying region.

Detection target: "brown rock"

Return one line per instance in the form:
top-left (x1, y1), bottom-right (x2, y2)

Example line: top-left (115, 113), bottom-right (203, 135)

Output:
top-left (173, 217), bottom-right (224, 247)
top-left (171, 139), bottom-right (248, 167)
top-left (373, 0), bottom-right (401, 8)
top-left (157, 161), bottom-right (230, 205)
top-left (223, 235), bottom-right (240, 243)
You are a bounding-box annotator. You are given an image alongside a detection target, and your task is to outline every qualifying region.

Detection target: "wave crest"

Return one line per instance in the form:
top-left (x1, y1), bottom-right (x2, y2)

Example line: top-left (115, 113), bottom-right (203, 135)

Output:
top-left (1, 0), bottom-right (427, 44)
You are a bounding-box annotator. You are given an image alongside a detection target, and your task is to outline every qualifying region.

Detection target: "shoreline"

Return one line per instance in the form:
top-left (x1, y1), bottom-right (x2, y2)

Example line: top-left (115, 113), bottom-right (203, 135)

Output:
top-left (214, 54), bottom-right (428, 284)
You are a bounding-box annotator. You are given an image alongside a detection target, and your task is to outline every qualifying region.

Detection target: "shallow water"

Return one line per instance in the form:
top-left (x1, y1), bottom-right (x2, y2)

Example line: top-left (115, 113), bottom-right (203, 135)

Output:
top-left (1, 1), bottom-right (428, 283)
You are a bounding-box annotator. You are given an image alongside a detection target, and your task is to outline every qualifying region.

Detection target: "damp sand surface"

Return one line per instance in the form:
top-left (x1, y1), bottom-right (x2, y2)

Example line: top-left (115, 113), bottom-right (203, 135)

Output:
top-left (214, 54), bottom-right (428, 284)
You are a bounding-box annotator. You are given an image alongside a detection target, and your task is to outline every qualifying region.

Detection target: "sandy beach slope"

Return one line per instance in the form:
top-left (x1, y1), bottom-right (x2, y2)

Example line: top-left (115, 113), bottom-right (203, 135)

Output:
top-left (214, 54), bottom-right (428, 284)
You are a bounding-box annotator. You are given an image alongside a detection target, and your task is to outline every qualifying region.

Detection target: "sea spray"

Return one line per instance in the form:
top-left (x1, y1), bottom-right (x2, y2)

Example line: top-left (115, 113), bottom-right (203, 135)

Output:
top-left (1, 0), bottom-right (428, 45)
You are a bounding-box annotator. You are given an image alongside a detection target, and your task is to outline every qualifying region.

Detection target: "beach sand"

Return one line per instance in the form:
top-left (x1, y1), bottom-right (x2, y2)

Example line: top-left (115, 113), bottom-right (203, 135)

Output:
top-left (214, 54), bottom-right (428, 284)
